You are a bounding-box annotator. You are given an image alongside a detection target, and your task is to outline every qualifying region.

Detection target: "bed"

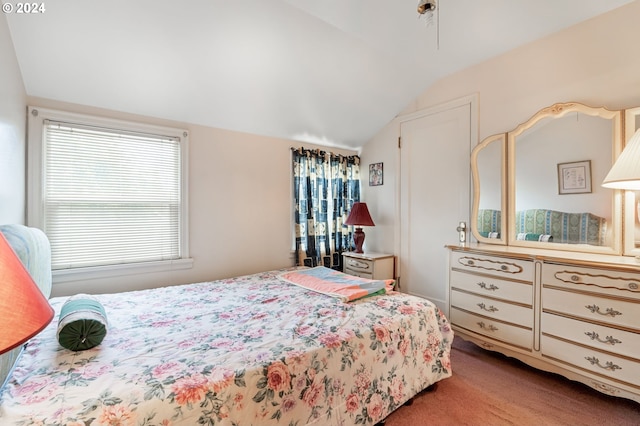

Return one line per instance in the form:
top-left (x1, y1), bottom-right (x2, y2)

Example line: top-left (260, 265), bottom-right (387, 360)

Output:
top-left (0, 225), bottom-right (453, 426)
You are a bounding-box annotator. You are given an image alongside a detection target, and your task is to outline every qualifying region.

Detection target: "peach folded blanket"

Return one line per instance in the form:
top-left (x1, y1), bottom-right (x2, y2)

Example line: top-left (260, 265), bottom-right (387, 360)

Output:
top-left (280, 266), bottom-right (394, 302)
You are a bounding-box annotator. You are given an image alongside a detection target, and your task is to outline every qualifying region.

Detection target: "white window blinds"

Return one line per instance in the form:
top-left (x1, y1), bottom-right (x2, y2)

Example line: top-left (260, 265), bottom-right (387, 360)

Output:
top-left (43, 120), bottom-right (182, 270)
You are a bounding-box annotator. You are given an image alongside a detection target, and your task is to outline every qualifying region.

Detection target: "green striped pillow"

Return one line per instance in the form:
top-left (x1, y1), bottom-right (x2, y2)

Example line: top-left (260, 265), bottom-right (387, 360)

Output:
top-left (57, 294), bottom-right (108, 351)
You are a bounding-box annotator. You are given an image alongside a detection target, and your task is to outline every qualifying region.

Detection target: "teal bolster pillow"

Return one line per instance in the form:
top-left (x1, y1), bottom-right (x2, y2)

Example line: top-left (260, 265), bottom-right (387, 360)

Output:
top-left (57, 294), bottom-right (108, 351)
top-left (516, 232), bottom-right (554, 242)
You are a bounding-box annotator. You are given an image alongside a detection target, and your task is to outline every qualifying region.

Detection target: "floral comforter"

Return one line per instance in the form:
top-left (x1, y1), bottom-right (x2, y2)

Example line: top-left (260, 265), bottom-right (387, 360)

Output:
top-left (0, 269), bottom-right (453, 426)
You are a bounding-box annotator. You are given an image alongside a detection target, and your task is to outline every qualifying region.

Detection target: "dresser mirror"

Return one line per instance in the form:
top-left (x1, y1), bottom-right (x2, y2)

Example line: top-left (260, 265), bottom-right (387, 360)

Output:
top-left (470, 133), bottom-right (506, 245)
top-left (508, 102), bottom-right (622, 254)
top-left (623, 106), bottom-right (640, 256)
top-left (470, 102), bottom-right (625, 254)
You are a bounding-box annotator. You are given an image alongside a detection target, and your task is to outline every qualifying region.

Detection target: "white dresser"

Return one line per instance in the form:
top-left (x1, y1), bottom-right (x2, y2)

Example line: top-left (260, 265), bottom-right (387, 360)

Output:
top-left (448, 244), bottom-right (640, 404)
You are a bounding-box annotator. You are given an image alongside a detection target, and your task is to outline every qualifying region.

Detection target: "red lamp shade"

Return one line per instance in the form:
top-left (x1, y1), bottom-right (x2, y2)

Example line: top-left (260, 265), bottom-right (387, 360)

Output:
top-left (344, 202), bottom-right (375, 253)
top-left (0, 233), bottom-right (54, 355)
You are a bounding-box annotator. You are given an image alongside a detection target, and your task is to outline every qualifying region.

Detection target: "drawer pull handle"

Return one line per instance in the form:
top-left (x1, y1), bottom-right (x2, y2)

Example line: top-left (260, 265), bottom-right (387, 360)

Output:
top-left (629, 283), bottom-right (639, 290)
top-left (584, 332), bottom-right (622, 346)
top-left (467, 260), bottom-right (475, 266)
top-left (585, 356), bottom-right (621, 372)
top-left (585, 304), bottom-right (622, 317)
top-left (477, 321), bottom-right (498, 332)
top-left (477, 282), bottom-right (499, 291)
top-left (571, 274), bottom-right (581, 282)
top-left (477, 303), bottom-right (498, 313)
top-left (500, 265), bottom-right (507, 271)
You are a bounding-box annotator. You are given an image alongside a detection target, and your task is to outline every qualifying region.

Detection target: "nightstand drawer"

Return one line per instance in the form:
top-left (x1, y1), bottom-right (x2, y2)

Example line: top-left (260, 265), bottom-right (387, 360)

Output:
top-left (344, 268), bottom-right (373, 280)
top-left (344, 257), bottom-right (373, 274)
top-left (342, 252), bottom-right (394, 281)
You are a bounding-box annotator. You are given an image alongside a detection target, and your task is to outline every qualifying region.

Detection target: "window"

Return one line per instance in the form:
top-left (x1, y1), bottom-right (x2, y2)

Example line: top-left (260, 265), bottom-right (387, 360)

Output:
top-left (291, 148), bottom-right (360, 269)
top-left (28, 107), bottom-right (191, 282)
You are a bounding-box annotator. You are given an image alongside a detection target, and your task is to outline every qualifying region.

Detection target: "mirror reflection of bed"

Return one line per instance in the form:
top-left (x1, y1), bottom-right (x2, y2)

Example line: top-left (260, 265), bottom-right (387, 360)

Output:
top-left (513, 111), bottom-right (613, 247)
top-left (478, 208), bottom-right (607, 245)
top-left (472, 102), bottom-right (621, 254)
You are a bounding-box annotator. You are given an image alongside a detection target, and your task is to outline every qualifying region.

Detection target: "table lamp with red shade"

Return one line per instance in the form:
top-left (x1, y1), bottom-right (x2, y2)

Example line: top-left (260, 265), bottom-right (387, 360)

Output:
top-left (344, 202), bottom-right (375, 254)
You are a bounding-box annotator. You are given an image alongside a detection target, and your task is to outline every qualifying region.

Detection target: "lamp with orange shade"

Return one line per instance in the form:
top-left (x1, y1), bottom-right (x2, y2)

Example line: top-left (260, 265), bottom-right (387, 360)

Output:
top-left (344, 202), bottom-right (375, 254)
top-left (0, 233), bottom-right (54, 355)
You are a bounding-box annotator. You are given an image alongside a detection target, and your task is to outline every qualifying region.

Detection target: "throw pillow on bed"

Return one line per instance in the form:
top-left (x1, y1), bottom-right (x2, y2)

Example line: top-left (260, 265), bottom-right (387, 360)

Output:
top-left (57, 294), bottom-right (108, 351)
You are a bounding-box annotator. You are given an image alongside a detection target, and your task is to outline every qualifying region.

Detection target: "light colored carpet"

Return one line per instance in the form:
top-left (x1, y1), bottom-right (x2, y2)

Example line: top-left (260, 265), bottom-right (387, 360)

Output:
top-left (384, 337), bottom-right (640, 425)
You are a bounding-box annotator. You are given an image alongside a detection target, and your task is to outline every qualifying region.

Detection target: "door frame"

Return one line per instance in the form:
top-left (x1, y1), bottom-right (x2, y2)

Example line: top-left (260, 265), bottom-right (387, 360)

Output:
top-left (395, 94), bottom-right (478, 309)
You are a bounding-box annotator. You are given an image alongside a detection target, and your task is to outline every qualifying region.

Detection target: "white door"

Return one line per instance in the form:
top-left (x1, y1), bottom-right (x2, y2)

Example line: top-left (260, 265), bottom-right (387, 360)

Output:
top-left (399, 100), bottom-right (473, 312)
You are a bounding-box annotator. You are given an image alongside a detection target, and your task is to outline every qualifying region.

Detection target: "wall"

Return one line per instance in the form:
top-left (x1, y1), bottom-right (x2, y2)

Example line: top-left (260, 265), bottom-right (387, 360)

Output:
top-left (515, 113), bottom-right (611, 218)
top-left (360, 1), bottom-right (640, 255)
top-left (2, 11), bottom-right (359, 296)
top-left (0, 14), bottom-right (27, 224)
top-left (22, 98), bottom-right (356, 297)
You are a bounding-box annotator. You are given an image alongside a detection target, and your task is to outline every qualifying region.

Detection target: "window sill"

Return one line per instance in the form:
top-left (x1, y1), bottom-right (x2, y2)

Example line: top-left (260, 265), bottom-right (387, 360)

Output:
top-left (52, 258), bottom-right (194, 284)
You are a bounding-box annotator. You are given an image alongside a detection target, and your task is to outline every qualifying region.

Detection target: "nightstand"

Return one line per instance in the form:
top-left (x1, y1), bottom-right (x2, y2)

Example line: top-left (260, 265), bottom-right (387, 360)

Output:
top-left (342, 252), bottom-right (395, 280)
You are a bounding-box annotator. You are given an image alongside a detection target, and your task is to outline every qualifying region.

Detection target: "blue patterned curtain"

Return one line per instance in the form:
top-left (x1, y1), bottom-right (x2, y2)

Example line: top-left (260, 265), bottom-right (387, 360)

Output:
top-left (292, 148), bottom-right (360, 269)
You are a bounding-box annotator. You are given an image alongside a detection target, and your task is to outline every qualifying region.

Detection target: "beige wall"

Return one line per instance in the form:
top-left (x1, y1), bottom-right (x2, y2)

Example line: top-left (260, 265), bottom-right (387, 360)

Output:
top-left (361, 1), bottom-right (640, 255)
top-left (0, 15), bottom-right (27, 224)
top-left (26, 98), bottom-right (356, 296)
top-left (6, 3), bottom-right (640, 294)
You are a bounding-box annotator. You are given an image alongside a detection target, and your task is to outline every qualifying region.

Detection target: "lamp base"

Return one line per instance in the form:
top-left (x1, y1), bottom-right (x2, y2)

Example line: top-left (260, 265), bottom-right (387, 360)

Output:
top-left (353, 227), bottom-right (365, 253)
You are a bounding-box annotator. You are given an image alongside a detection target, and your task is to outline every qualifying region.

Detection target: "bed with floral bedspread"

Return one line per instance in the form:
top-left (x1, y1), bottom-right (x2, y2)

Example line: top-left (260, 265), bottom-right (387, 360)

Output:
top-left (0, 268), bottom-right (453, 426)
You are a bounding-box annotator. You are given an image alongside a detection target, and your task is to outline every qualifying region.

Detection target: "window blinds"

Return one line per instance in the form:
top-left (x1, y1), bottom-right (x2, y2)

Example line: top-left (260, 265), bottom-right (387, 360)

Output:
top-left (43, 121), bottom-right (182, 270)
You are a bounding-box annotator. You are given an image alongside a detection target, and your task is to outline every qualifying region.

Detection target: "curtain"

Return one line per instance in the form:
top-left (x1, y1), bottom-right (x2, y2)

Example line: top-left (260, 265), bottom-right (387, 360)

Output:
top-left (292, 148), bottom-right (360, 269)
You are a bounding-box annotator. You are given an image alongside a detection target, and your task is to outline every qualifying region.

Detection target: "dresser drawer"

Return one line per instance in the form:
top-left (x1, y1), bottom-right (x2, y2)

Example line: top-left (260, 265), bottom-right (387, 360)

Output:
top-left (542, 263), bottom-right (640, 295)
top-left (542, 287), bottom-right (640, 332)
top-left (451, 289), bottom-right (533, 328)
top-left (450, 307), bottom-right (533, 350)
top-left (451, 251), bottom-right (534, 280)
top-left (542, 335), bottom-right (640, 388)
top-left (450, 270), bottom-right (533, 305)
top-left (542, 312), bottom-right (640, 360)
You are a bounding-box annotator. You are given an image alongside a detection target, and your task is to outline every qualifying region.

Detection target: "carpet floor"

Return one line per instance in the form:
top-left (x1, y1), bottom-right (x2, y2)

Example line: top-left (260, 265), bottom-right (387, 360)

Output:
top-left (384, 337), bottom-right (640, 425)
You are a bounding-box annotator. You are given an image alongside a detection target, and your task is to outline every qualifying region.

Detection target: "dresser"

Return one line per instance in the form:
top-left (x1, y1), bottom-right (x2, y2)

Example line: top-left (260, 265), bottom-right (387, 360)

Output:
top-left (342, 252), bottom-right (394, 281)
top-left (448, 244), bottom-right (640, 404)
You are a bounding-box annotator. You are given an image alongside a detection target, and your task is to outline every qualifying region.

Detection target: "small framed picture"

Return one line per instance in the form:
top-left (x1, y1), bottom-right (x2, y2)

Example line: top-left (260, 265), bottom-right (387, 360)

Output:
top-left (369, 162), bottom-right (383, 186)
top-left (558, 160), bottom-right (592, 194)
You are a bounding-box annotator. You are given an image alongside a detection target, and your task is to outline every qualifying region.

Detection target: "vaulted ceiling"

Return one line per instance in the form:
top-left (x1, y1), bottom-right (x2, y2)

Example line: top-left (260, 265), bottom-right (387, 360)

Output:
top-left (5, 0), bottom-right (635, 148)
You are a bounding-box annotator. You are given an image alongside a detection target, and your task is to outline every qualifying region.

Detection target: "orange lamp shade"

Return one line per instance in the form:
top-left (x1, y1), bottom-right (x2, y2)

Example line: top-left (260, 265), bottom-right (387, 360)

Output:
top-left (0, 233), bottom-right (54, 355)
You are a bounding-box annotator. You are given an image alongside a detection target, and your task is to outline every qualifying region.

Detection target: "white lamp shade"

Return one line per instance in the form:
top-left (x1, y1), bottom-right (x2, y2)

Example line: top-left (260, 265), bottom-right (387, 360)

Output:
top-left (602, 128), bottom-right (640, 190)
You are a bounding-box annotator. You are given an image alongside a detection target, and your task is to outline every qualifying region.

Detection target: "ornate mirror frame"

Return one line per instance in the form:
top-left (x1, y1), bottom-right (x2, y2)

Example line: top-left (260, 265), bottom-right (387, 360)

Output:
top-left (623, 106), bottom-right (640, 256)
top-left (470, 133), bottom-right (507, 245)
top-left (507, 102), bottom-right (623, 255)
top-left (471, 102), bottom-right (625, 255)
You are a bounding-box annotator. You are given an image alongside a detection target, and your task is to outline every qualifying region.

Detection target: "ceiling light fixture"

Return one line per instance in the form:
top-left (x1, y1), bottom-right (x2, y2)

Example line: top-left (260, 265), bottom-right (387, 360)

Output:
top-left (417, 0), bottom-right (436, 15)
top-left (417, 0), bottom-right (440, 49)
